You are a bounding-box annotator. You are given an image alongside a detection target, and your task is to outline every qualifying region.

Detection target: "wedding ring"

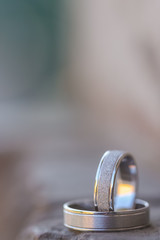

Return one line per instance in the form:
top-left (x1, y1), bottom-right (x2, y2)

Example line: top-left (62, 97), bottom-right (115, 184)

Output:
top-left (64, 198), bottom-right (149, 231)
top-left (94, 151), bottom-right (137, 211)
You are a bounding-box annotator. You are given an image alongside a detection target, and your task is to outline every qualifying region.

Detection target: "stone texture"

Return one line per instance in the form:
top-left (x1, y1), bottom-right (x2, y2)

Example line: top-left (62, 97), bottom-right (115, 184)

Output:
top-left (17, 197), bottom-right (160, 240)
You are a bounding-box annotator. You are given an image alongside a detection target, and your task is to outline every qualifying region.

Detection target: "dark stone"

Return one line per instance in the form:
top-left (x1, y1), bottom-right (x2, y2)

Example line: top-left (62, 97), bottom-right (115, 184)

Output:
top-left (18, 199), bottom-right (160, 240)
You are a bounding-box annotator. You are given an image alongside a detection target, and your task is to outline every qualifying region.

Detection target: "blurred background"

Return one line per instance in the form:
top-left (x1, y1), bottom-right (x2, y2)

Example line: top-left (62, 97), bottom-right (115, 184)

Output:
top-left (0, 1), bottom-right (160, 239)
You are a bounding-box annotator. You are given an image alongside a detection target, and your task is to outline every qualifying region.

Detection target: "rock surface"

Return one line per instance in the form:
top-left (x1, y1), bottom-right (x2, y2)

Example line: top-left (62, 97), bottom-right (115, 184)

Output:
top-left (18, 197), bottom-right (160, 240)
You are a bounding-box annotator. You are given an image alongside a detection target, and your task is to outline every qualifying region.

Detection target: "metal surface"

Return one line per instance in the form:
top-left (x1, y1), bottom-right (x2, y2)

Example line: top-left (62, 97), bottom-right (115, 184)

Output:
top-left (63, 199), bottom-right (149, 231)
top-left (94, 150), bottom-right (137, 211)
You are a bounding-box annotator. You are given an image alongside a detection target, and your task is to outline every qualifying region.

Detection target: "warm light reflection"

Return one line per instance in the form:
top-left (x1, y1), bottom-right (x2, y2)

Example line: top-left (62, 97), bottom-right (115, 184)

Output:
top-left (117, 183), bottom-right (135, 195)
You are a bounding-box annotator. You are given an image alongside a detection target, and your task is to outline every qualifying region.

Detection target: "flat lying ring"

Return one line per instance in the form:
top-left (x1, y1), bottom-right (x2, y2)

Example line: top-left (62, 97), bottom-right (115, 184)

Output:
top-left (94, 150), bottom-right (138, 211)
top-left (63, 199), bottom-right (149, 231)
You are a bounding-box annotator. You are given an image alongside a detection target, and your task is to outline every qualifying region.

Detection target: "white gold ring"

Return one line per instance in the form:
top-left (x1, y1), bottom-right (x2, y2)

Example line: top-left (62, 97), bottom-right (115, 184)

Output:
top-left (64, 199), bottom-right (149, 231)
top-left (63, 150), bottom-right (149, 232)
top-left (94, 150), bottom-right (138, 211)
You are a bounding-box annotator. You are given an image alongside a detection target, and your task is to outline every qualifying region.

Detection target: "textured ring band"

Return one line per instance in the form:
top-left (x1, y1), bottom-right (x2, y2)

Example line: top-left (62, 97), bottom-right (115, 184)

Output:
top-left (64, 199), bottom-right (149, 231)
top-left (94, 150), bottom-right (138, 211)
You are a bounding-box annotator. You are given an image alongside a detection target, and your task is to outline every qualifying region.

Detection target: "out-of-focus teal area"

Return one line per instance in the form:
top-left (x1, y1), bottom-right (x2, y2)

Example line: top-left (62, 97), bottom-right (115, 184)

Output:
top-left (0, 0), bottom-right (68, 100)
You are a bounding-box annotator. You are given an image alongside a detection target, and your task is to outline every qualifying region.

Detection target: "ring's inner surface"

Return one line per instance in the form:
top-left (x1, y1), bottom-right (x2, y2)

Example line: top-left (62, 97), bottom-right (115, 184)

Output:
top-left (114, 156), bottom-right (137, 211)
top-left (69, 201), bottom-right (142, 212)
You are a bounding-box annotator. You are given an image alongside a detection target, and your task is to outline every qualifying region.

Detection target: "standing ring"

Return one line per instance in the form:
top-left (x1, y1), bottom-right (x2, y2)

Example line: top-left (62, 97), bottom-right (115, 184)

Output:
top-left (94, 150), bottom-right (138, 211)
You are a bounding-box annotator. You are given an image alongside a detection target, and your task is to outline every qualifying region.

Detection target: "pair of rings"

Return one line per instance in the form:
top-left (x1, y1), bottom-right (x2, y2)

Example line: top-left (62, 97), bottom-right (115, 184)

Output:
top-left (64, 150), bottom-right (150, 231)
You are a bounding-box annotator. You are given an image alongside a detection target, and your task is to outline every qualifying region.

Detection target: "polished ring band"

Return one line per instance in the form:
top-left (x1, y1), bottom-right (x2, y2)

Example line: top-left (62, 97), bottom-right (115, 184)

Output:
top-left (64, 199), bottom-right (149, 231)
top-left (94, 150), bottom-right (138, 211)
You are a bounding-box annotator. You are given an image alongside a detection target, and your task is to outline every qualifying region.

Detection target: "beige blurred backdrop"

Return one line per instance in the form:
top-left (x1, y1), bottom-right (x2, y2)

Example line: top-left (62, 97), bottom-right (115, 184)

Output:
top-left (0, 1), bottom-right (160, 239)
